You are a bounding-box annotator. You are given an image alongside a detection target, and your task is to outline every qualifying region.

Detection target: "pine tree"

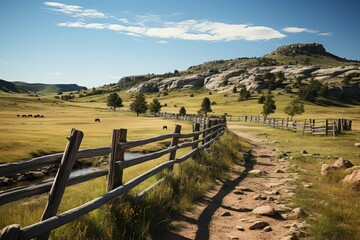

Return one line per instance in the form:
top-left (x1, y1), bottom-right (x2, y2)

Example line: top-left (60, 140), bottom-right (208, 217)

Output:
top-left (262, 91), bottom-right (276, 117)
top-left (149, 98), bottom-right (162, 114)
top-left (179, 106), bottom-right (186, 116)
top-left (199, 97), bottom-right (212, 116)
top-left (130, 92), bottom-right (148, 116)
top-left (106, 93), bottom-right (123, 112)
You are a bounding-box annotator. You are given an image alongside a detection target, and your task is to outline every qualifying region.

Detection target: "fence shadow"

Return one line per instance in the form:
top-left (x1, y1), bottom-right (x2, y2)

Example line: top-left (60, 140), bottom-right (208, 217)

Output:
top-left (193, 150), bottom-right (255, 240)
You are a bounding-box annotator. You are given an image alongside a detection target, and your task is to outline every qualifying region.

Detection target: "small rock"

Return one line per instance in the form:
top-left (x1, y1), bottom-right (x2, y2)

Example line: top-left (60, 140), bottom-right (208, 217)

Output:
top-left (30, 171), bottom-right (45, 179)
top-left (236, 226), bottom-right (245, 231)
top-left (236, 186), bottom-right (254, 192)
top-left (287, 207), bottom-right (308, 219)
top-left (280, 236), bottom-right (297, 240)
top-left (228, 236), bottom-right (239, 240)
top-left (354, 143), bottom-right (360, 147)
top-left (252, 206), bottom-right (276, 217)
top-left (263, 226), bottom-right (272, 232)
top-left (221, 211), bottom-right (232, 217)
top-left (333, 158), bottom-right (354, 169)
top-left (249, 221), bottom-right (269, 230)
top-left (289, 156), bottom-right (294, 160)
top-left (300, 150), bottom-right (308, 154)
top-left (274, 169), bottom-right (286, 173)
top-left (253, 194), bottom-right (267, 200)
top-left (259, 154), bottom-right (271, 158)
top-left (270, 140), bottom-right (278, 144)
top-left (320, 164), bottom-right (338, 176)
top-left (249, 169), bottom-right (267, 175)
top-left (303, 184), bottom-right (311, 188)
top-left (268, 196), bottom-right (276, 201)
top-left (233, 190), bottom-right (245, 195)
top-left (342, 170), bottom-right (360, 190)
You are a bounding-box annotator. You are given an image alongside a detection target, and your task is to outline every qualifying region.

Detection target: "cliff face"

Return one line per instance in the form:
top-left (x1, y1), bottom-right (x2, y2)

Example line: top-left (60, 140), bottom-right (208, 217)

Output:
top-left (271, 43), bottom-right (327, 56)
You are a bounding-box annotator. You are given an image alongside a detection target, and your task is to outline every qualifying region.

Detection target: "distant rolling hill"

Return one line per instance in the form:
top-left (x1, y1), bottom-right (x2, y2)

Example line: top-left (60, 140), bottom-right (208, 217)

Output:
top-left (0, 80), bottom-right (87, 94)
top-left (0, 79), bottom-right (27, 93)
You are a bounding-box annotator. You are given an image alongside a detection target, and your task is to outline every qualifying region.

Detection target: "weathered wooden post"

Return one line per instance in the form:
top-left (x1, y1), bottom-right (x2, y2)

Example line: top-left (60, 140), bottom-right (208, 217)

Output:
top-left (245, 116), bottom-right (248, 122)
top-left (205, 120), bottom-right (213, 147)
top-left (107, 129), bottom-right (127, 192)
top-left (168, 125), bottom-right (181, 172)
top-left (192, 123), bottom-right (201, 150)
top-left (348, 120), bottom-right (352, 131)
top-left (39, 129), bottom-right (83, 240)
top-left (338, 119), bottom-right (341, 132)
top-left (325, 119), bottom-right (328, 136)
top-left (0, 224), bottom-right (21, 240)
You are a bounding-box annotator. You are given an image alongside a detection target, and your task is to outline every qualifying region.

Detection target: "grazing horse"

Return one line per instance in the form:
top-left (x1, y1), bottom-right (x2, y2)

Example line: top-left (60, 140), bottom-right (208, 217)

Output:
top-left (28, 114), bottom-right (33, 118)
top-left (17, 115), bottom-right (20, 117)
top-left (40, 115), bottom-right (44, 118)
top-left (163, 125), bottom-right (167, 130)
top-left (22, 115), bottom-right (27, 118)
top-left (95, 118), bottom-right (101, 123)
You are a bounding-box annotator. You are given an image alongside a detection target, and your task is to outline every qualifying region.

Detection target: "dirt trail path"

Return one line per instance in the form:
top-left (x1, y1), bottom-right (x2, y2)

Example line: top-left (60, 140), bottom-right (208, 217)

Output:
top-left (160, 125), bottom-right (304, 240)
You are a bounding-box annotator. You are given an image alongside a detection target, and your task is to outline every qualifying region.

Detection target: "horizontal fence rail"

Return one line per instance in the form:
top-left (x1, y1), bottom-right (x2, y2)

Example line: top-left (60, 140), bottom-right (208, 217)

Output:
top-left (225, 115), bottom-right (352, 137)
top-left (0, 117), bottom-right (227, 240)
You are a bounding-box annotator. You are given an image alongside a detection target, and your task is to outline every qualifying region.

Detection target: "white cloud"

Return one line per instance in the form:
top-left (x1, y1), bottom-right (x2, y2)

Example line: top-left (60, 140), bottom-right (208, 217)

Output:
top-left (157, 40), bottom-right (168, 44)
top-left (283, 27), bottom-right (318, 33)
top-left (47, 3), bottom-right (285, 41)
top-left (44, 1), bottom-right (107, 18)
top-left (58, 19), bottom-right (286, 41)
top-left (318, 32), bottom-right (332, 36)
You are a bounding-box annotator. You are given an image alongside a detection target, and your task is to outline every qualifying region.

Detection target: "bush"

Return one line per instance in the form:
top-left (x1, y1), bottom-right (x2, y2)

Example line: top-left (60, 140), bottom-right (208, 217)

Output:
top-left (258, 95), bottom-right (265, 104)
top-left (190, 94), bottom-right (194, 97)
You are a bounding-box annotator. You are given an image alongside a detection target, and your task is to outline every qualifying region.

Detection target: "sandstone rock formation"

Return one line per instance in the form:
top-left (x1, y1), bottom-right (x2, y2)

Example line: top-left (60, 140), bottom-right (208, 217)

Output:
top-left (342, 170), bottom-right (360, 190)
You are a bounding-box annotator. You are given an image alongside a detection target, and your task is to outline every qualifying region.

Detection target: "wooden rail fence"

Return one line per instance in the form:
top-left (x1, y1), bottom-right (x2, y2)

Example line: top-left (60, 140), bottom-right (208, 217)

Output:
top-left (0, 118), bottom-right (226, 240)
top-left (225, 115), bottom-right (352, 137)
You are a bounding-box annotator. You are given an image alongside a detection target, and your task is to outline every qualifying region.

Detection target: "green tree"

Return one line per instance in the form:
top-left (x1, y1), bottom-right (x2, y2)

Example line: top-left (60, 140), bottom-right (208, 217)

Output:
top-left (299, 79), bottom-right (322, 102)
top-left (262, 91), bottom-right (276, 117)
top-left (179, 106), bottom-right (186, 116)
top-left (130, 92), bottom-right (148, 116)
top-left (199, 97), bottom-right (212, 116)
top-left (233, 86), bottom-right (237, 93)
top-left (239, 88), bottom-right (251, 101)
top-left (284, 98), bottom-right (305, 120)
top-left (106, 93), bottom-right (123, 112)
top-left (149, 98), bottom-right (162, 114)
top-left (258, 95), bottom-right (265, 104)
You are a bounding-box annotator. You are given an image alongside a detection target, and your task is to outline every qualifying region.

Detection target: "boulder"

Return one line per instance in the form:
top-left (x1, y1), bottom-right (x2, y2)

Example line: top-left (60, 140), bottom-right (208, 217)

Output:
top-left (354, 143), bottom-right (360, 147)
top-left (249, 221), bottom-right (269, 230)
top-left (287, 207), bottom-right (308, 219)
top-left (333, 158), bottom-right (353, 169)
top-left (252, 205), bottom-right (276, 216)
top-left (320, 164), bottom-right (338, 176)
top-left (249, 169), bottom-right (267, 175)
top-left (342, 170), bottom-right (360, 190)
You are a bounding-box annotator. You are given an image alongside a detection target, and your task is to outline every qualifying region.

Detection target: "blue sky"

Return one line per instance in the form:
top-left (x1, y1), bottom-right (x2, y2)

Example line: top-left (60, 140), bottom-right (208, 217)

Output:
top-left (1, 0), bottom-right (359, 88)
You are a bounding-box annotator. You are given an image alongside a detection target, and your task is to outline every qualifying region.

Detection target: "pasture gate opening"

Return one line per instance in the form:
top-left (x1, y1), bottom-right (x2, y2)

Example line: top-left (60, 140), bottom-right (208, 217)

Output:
top-left (0, 117), bottom-right (226, 240)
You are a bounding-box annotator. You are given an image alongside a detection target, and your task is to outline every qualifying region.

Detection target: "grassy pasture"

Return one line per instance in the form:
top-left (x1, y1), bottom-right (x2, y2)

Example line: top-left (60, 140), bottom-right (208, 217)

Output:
top-left (0, 87), bottom-right (360, 239)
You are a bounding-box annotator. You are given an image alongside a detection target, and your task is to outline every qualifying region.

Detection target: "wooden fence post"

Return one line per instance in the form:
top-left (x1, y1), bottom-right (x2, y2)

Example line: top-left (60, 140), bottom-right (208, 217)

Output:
top-left (192, 123), bottom-right (201, 150)
top-left (39, 129), bottom-right (83, 240)
top-left (325, 119), bottom-right (328, 136)
top-left (107, 129), bottom-right (126, 192)
top-left (348, 120), bottom-right (352, 131)
top-left (168, 125), bottom-right (181, 172)
top-left (0, 224), bottom-right (21, 240)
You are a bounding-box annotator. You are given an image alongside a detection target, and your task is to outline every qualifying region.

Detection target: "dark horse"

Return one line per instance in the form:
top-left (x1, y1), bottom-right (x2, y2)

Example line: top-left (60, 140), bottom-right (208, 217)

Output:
top-left (163, 126), bottom-right (167, 130)
top-left (95, 118), bottom-right (101, 123)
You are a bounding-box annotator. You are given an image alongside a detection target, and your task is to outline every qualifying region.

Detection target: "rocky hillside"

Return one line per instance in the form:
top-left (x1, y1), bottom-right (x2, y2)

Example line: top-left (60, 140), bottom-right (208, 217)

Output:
top-left (11, 81), bottom-right (86, 93)
top-left (114, 43), bottom-right (359, 93)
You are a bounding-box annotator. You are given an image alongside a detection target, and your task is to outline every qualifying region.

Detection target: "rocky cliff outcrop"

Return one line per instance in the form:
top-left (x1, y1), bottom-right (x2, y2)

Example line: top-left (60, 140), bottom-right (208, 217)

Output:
top-left (271, 43), bottom-right (327, 56)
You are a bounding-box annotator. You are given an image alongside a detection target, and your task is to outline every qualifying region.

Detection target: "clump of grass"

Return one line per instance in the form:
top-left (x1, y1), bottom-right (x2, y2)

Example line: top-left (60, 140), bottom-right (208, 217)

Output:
top-left (29, 149), bottom-right (59, 158)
